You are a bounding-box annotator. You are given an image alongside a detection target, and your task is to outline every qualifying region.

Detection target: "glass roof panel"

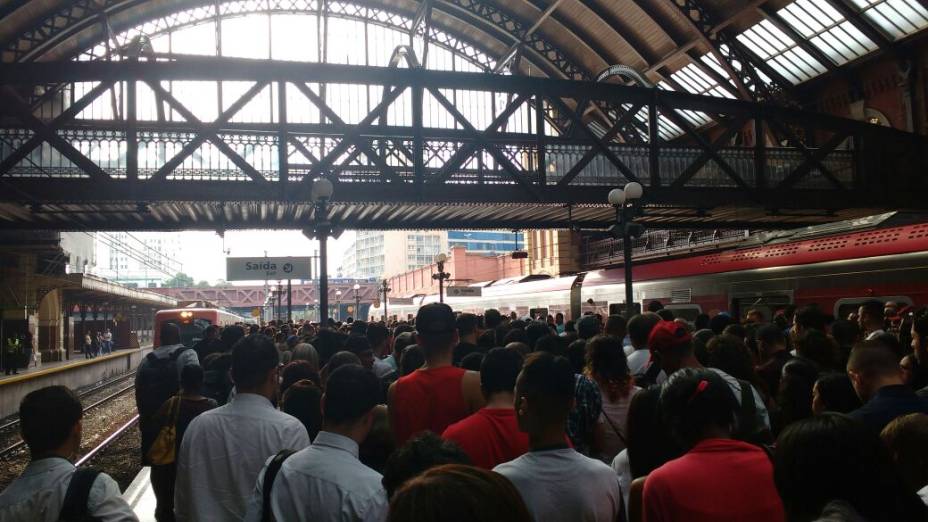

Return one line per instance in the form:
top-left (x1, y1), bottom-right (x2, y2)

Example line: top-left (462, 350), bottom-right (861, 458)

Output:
top-left (737, 19), bottom-right (828, 84)
top-left (850, 0), bottom-right (928, 40)
top-left (778, 0), bottom-right (878, 65)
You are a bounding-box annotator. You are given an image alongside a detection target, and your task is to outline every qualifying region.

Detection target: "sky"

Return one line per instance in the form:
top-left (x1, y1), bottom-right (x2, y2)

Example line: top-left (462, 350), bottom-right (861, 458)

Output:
top-left (175, 230), bottom-right (357, 284)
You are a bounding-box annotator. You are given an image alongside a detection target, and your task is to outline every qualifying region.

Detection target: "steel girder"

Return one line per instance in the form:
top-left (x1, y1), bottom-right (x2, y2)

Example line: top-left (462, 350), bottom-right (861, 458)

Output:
top-left (0, 58), bottom-right (925, 232)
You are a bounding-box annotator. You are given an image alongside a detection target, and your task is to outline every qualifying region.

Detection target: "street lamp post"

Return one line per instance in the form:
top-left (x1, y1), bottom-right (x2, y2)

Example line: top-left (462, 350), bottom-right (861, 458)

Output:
top-left (432, 253), bottom-right (450, 303)
top-left (335, 290), bottom-right (342, 322)
top-left (381, 280), bottom-right (391, 322)
top-left (308, 178), bottom-right (334, 325)
top-left (608, 182), bottom-right (645, 319)
top-left (353, 283), bottom-right (361, 320)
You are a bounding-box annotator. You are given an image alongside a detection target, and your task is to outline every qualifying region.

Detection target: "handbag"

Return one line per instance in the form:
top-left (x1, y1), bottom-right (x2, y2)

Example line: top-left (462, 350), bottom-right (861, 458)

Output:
top-left (147, 396), bottom-right (181, 465)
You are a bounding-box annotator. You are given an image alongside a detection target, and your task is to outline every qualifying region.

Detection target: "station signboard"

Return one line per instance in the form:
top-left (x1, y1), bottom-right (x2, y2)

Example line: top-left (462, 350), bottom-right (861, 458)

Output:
top-left (446, 286), bottom-right (482, 297)
top-left (226, 257), bottom-right (312, 281)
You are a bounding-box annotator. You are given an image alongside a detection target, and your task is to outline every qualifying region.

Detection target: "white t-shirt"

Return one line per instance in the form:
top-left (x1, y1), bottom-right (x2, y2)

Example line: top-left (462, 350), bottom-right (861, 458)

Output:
top-left (626, 349), bottom-right (650, 376)
top-left (611, 449), bottom-right (633, 520)
top-left (597, 386), bottom-right (640, 463)
top-left (494, 448), bottom-right (622, 522)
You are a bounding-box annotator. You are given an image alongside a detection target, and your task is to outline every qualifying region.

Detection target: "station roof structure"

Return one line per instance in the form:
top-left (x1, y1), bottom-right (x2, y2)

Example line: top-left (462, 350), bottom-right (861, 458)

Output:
top-left (0, 0), bottom-right (926, 231)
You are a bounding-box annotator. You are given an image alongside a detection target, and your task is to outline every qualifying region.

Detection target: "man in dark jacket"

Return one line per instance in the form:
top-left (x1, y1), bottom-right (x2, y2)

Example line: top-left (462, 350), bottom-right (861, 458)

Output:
top-left (848, 341), bottom-right (928, 434)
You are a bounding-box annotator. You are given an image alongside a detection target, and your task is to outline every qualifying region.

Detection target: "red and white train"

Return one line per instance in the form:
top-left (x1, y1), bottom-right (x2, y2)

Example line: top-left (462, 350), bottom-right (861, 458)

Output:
top-left (153, 307), bottom-right (245, 347)
top-left (371, 215), bottom-right (928, 323)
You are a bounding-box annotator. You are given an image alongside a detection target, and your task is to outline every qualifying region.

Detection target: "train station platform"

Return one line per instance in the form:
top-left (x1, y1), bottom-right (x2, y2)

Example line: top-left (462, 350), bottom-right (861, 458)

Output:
top-left (0, 345), bottom-right (152, 419)
top-left (124, 467), bottom-right (156, 522)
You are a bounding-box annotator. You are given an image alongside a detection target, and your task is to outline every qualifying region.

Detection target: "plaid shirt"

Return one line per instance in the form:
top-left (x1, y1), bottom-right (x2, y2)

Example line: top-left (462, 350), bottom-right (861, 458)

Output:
top-left (567, 374), bottom-right (602, 456)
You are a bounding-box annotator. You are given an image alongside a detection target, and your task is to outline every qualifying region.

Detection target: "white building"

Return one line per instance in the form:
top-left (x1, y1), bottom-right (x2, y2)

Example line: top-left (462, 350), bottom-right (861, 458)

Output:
top-left (93, 232), bottom-right (182, 287)
top-left (340, 230), bottom-right (448, 280)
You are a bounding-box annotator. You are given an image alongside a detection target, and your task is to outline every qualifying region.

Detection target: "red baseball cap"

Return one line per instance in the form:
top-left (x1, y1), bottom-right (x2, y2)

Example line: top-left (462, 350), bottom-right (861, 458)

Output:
top-left (648, 320), bottom-right (692, 353)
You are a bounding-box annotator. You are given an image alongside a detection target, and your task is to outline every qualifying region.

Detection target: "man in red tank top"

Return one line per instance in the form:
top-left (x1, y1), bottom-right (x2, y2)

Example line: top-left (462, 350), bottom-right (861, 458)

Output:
top-left (389, 303), bottom-right (485, 446)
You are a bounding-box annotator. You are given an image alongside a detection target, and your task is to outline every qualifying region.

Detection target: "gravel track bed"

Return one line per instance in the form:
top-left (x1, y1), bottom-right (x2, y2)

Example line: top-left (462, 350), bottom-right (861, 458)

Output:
top-left (0, 390), bottom-right (139, 490)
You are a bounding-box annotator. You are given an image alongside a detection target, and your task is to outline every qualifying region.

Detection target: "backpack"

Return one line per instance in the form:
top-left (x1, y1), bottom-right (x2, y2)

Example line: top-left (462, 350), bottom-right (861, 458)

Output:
top-left (733, 379), bottom-right (774, 445)
top-left (59, 468), bottom-right (102, 522)
top-left (261, 449), bottom-right (297, 522)
top-left (137, 347), bottom-right (189, 418)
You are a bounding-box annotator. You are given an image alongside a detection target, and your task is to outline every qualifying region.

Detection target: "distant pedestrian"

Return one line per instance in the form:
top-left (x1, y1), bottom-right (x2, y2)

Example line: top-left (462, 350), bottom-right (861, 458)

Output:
top-left (83, 332), bottom-right (92, 359)
top-left (103, 329), bottom-right (113, 354)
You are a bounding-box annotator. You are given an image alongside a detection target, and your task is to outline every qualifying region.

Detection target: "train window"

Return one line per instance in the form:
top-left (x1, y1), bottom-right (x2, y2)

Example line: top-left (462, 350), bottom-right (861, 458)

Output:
top-left (834, 296), bottom-right (913, 321)
top-left (530, 308), bottom-right (549, 321)
top-left (731, 295), bottom-right (791, 323)
top-left (608, 303), bottom-right (641, 317)
top-left (165, 318), bottom-right (212, 348)
top-left (664, 305), bottom-right (702, 324)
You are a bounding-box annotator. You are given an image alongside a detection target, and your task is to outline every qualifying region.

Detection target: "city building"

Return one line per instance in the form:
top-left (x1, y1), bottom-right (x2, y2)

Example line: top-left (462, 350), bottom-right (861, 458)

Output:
top-left (93, 232), bottom-right (182, 287)
top-left (447, 230), bottom-right (524, 256)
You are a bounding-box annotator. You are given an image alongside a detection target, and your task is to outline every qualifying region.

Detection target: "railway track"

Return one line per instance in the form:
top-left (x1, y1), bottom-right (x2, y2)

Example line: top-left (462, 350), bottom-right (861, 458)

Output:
top-left (0, 376), bottom-right (136, 460)
top-left (75, 414), bottom-right (140, 467)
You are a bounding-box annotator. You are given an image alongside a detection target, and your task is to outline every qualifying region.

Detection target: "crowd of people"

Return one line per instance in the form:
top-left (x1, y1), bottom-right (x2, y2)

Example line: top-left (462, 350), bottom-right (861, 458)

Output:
top-left (3, 297), bottom-right (928, 521)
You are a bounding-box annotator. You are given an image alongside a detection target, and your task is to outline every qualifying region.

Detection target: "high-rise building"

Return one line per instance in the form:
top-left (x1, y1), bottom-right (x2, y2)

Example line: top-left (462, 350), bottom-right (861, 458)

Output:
top-left (339, 230), bottom-right (448, 280)
top-left (447, 230), bottom-right (524, 256)
top-left (94, 232), bottom-right (182, 287)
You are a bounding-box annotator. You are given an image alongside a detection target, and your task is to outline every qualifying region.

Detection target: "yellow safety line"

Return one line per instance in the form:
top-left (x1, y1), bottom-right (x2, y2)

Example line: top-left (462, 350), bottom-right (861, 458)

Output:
top-left (0, 347), bottom-right (148, 387)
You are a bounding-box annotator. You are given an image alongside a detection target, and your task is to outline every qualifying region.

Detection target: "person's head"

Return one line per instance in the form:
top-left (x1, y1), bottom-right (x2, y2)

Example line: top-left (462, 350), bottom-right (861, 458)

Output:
top-left (901, 354), bottom-right (918, 387)
top-left (400, 345), bottom-right (425, 376)
top-left (479, 347), bottom-right (522, 402)
top-left (576, 315), bottom-right (601, 340)
top-left (159, 322), bottom-right (181, 346)
top-left (811, 372), bottom-right (862, 415)
top-left (691, 329), bottom-right (714, 366)
top-left (795, 329), bottom-right (837, 370)
top-left (586, 335), bottom-right (631, 397)
top-left (180, 364), bottom-right (205, 394)
top-left (555, 312), bottom-right (564, 325)
top-left (476, 329), bottom-right (496, 350)
top-left (381, 432), bottom-right (470, 498)
top-left (774, 413), bottom-right (902, 522)
top-left (648, 320), bottom-right (694, 374)
top-left (627, 385), bottom-right (682, 478)
top-left (415, 304), bottom-right (459, 361)
top-left (881, 413), bottom-right (928, 498)
top-left (831, 319), bottom-right (860, 348)
top-left (525, 321), bottom-right (553, 350)
top-left (721, 323), bottom-right (746, 340)
top-left (565, 339), bottom-right (586, 374)
top-left (322, 365), bottom-right (381, 440)
top-left (286, 335), bottom-right (300, 350)
top-left (501, 328), bottom-right (527, 346)
top-left (660, 368), bottom-right (736, 447)
top-left (393, 332), bottom-right (417, 366)
top-left (858, 299), bottom-right (885, 332)
top-left (563, 320), bottom-right (576, 333)
top-left (708, 313), bottom-right (733, 335)
top-left (745, 309), bottom-right (765, 324)
top-left (281, 360), bottom-right (321, 396)
top-left (911, 308), bottom-right (928, 356)
top-left (360, 405), bottom-right (395, 474)
top-left (204, 324), bottom-right (220, 339)
top-left (647, 300), bottom-right (664, 312)
top-left (534, 334), bottom-right (565, 357)
top-left (456, 313), bottom-right (478, 343)
top-left (604, 315), bottom-right (627, 339)
top-left (847, 341), bottom-right (904, 402)
top-left (794, 305), bottom-right (828, 335)
top-left (627, 312), bottom-right (660, 349)
top-left (656, 309), bottom-right (675, 322)
top-left (220, 325), bottom-right (246, 351)
top-left (484, 309), bottom-right (502, 329)
top-left (323, 350), bottom-right (362, 385)
top-left (694, 313), bottom-right (710, 331)
top-left (756, 324), bottom-right (787, 357)
top-left (282, 379), bottom-right (323, 440)
top-left (231, 334), bottom-right (279, 397)
top-left (706, 334), bottom-right (756, 383)
top-left (20, 386), bottom-right (83, 460)
top-left (388, 464), bottom-right (532, 522)
top-left (459, 352), bottom-right (484, 371)
top-left (505, 341), bottom-right (530, 357)
top-left (311, 328), bottom-right (348, 367)
top-left (345, 335), bottom-right (375, 370)
top-left (290, 343), bottom-right (320, 371)
top-left (514, 352), bottom-right (574, 435)
top-left (366, 323), bottom-right (391, 357)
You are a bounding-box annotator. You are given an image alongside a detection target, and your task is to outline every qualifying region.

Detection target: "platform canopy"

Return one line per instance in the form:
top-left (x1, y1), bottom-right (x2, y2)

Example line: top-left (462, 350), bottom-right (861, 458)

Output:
top-left (0, 0), bottom-right (926, 231)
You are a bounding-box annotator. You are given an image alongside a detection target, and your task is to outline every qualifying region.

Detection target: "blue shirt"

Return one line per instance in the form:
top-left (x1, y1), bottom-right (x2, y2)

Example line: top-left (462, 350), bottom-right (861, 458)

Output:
top-left (848, 384), bottom-right (928, 433)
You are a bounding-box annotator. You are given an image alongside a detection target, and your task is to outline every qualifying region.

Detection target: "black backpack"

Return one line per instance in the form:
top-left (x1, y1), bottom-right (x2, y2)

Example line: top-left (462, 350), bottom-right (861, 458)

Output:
top-left (261, 450), bottom-right (297, 522)
top-left (59, 468), bottom-right (102, 522)
top-left (137, 347), bottom-right (189, 418)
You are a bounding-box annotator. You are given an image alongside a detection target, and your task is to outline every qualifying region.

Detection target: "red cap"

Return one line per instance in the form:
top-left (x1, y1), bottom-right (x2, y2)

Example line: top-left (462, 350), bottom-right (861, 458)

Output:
top-left (648, 320), bottom-right (692, 353)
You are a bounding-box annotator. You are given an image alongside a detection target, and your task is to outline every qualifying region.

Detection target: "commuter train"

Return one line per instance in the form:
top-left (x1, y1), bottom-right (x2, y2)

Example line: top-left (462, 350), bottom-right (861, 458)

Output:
top-left (370, 216), bottom-right (928, 324)
top-left (153, 307), bottom-right (245, 347)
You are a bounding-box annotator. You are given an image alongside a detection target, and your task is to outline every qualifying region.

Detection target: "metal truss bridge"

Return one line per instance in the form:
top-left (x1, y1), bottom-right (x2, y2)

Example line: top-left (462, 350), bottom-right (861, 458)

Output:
top-left (0, 58), bottom-right (926, 231)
